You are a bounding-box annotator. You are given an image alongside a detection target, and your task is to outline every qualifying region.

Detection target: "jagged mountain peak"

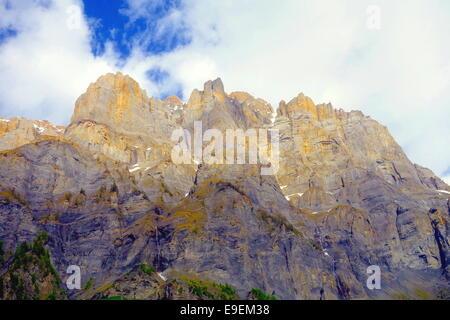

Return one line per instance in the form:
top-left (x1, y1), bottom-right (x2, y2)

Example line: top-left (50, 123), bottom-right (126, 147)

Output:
top-left (204, 77), bottom-right (225, 93)
top-left (164, 95), bottom-right (184, 106)
top-left (1, 71), bottom-right (449, 301)
top-left (276, 92), bottom-right (344, 122)
top-left (186, 77), bottom-right (227, 106)
top-left (93, 71), bottom-right (138, 87)
top-left (71, 72), bottom-right (149, 127)
top-left (229, 91), bottom-right (255, 103)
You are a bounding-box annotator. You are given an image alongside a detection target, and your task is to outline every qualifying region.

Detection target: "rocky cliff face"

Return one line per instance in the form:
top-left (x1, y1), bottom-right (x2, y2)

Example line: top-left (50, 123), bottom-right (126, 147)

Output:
top-left (0, 117), bottom-right (64, 152)
top-left (0, 72), bottom-right (449, 300)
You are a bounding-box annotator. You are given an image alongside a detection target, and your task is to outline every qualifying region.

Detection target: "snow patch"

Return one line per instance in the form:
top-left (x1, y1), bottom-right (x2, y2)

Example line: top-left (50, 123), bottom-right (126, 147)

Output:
top-left (437, 190), bottom-right (450, 195)
top-left (280, 185), bottom-right (287, 189)
top-left (129, 166), bottom-right (141, 173)
top-left (0, 118), bottom-right (10, 122)
top-left (270, 112), bottom-right (277, 124)
top-left (171, 105), bottom-right (184, 112)
top-left (33, 123), bottom-right (45, 133)
top-left (157, 272), bottom-right (167, 281)
top-left (285, 193), bottom-right (303, 200)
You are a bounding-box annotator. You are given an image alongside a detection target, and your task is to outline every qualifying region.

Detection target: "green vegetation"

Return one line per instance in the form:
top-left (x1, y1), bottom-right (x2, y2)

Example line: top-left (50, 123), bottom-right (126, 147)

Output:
top-left (73, 188), bottom-right (87, 207)
top-left (250, 288), bottom-right (278, 300)
top-left (140, 263), bottom-right (156, 276)
top-left (73, 193), bottom-right (85, 207)
top-left (101, 296), bottom-right (127, 300)
top-left (84, 277), bottom-right (95, 290)
top-left (186, 279), bottom-right (214, 298)
top-left (9, 273), bottom-right (27, 299)
top-left (63, 192), bottom-right (72, 202)
top-left (0, 230), bottom-right (65, 300)
top-left (46, 290), bottom-right (58, 300)
top-left (213, 283), bottom-right (237, 300)
top-left (93, 185), bottom-right (108, 203)
top-left (11, 231), bottom-right (60, 282)
top-left (175, 274), bottom-right (239, 300)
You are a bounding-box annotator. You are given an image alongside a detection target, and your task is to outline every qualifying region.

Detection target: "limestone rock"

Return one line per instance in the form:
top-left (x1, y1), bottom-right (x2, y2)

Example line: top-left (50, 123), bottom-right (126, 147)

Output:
top-left (0, 117), bottom-right (64, 152)
top-left (0, 73), bottom-right (448, 300)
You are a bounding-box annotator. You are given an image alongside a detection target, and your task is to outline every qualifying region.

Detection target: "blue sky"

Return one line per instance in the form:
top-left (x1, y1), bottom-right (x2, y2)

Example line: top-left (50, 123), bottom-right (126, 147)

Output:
top-left (81, 0), bottom-right (188, 97)
top-left (0, 0), bottom-right (449, 182)
top-left (83, 0), bottom-right (189, 60)
top-left (83, 0), bottom-right (133, 58)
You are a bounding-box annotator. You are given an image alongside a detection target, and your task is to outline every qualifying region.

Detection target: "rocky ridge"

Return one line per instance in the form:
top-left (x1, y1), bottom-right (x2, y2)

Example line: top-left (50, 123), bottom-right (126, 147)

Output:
top-left (0, 72), bottom-right (449, 300)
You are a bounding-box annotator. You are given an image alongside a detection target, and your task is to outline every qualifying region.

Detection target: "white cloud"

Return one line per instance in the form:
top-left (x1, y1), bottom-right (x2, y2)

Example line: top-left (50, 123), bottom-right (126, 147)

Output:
top-left (0, 0), bottom-right (115, 124)
top-left (0, 0), bottom-right (449, 180)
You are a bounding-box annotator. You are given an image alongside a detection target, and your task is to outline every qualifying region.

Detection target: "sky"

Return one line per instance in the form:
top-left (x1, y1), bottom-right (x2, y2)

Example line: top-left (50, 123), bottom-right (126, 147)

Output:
top-left (0, 0), bottom-right (449, 183)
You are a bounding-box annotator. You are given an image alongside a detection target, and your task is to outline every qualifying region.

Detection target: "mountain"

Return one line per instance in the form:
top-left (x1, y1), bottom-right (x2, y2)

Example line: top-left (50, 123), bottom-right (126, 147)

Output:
top-left (0, 72), bottom-right (449, 300)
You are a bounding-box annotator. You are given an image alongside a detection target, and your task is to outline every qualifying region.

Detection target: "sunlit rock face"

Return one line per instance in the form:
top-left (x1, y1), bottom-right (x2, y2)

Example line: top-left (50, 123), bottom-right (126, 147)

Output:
top-left (0, 117), bottom-right (64, 152)
top-left (68, 73), bottom-right (181, 162)
top-left (0, 73), bottom-right (448, 300)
